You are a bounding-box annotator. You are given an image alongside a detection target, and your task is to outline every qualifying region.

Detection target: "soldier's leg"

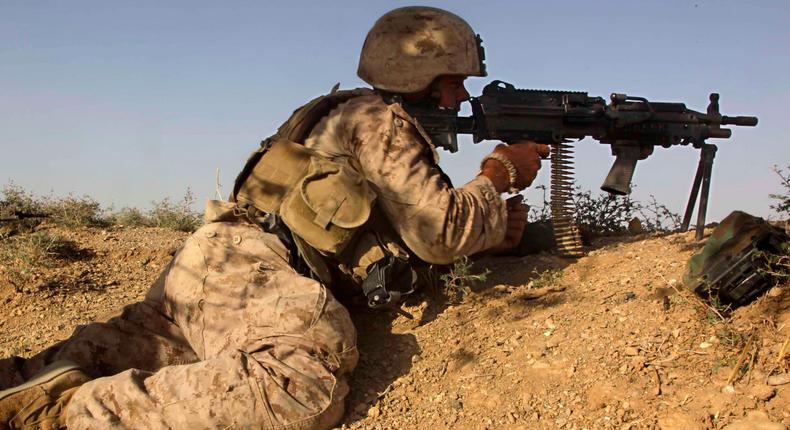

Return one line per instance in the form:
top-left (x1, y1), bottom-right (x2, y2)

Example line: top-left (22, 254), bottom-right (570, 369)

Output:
top-left (64, 222), bottom-right (358, 429)
top-left (0, 262), bottom-right (199, 389)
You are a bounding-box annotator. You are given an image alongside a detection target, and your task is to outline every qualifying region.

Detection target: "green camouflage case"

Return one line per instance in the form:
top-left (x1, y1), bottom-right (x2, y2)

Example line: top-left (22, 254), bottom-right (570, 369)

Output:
top-left (684, 211), bottom-right (788, 307)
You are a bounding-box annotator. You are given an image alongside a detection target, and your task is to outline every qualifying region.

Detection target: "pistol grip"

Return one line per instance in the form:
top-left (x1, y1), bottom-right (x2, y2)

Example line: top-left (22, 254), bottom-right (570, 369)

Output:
top-left (601, 146), bottom-right (641, 195)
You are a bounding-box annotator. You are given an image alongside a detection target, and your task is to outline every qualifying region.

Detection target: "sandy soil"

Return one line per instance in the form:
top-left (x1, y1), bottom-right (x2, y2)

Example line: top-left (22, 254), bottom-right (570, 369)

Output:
top-left (1, 223), bottom-right (788, 429)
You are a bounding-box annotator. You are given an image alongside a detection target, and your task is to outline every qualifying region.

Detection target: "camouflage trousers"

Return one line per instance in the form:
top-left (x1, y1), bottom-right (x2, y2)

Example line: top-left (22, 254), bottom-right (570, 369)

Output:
top-left (0, 221), bottom-right (358, 429)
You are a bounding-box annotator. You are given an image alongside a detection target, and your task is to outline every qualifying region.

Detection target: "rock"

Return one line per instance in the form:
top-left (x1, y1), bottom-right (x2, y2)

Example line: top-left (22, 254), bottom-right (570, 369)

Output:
top-left (631, 355), bottom-right (647, 370)
top-left (723, 410), bottom-right (785, 430)
top-left (748, 385), bottom-right (776, 402)
top-left (367, 405), bottom-right (381, 419)
top-left (766, 373), bottom-right (790, 386)
top-left (657, 411), bottom-right (703, 430)
top-left (586, 384), bottom-right (616, 411)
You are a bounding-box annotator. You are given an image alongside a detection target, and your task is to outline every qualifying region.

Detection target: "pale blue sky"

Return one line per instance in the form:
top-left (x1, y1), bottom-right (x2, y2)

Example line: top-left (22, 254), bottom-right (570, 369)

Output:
top-left (1, 1), bottom-right (788, 222)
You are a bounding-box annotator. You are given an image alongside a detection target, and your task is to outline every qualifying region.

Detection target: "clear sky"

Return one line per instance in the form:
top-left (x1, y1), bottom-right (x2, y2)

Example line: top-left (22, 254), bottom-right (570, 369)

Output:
top-left (1, 0), bottom-right (788, 223)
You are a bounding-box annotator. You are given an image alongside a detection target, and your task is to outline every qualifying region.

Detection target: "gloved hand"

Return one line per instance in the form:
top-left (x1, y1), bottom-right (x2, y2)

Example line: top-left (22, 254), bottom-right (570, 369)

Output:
top-left (479, 141), bottom-right (550, 193)
top-left (488, 194), bottom-right (529, 253)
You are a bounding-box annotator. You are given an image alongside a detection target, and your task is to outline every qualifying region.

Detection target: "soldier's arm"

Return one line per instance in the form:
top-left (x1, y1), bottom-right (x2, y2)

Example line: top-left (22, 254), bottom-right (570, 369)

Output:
top-left (338, 96), bottom-right (507, 264)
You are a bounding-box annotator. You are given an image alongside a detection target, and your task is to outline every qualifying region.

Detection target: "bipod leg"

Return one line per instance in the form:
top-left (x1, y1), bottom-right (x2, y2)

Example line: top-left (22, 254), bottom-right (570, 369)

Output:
top-left (682, 144), bottom-right (718, 240)
top-left (681, 153), bottom-right (705, 232)
top-left (694, 144), bottom-right (717, 240)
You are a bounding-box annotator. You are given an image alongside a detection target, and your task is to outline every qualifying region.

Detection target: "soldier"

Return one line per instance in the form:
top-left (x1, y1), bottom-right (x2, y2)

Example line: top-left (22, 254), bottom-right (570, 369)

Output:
top-left (0, 6), bottom-right (548, 429)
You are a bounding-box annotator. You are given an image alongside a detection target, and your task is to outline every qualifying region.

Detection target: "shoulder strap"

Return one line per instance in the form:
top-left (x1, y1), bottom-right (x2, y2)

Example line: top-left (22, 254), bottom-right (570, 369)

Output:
top-left (231, 87), bottom-right (372, 202)
top-left (279, 88), bottom-right (372, 143)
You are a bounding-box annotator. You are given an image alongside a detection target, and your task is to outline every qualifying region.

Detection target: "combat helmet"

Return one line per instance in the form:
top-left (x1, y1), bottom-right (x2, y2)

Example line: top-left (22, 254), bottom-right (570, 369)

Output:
top-left (357, 6), bottom-right (487, 93)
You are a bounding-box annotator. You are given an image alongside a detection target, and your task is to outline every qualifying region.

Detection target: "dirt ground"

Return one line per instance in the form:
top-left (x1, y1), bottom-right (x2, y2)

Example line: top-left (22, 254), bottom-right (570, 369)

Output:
top-left (1, 222), bottom-right (788, 429)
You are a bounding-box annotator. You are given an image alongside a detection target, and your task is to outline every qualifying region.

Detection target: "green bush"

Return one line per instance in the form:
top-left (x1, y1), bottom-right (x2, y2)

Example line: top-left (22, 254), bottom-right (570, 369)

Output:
top-left (440, 256), bottom-right (489, 303)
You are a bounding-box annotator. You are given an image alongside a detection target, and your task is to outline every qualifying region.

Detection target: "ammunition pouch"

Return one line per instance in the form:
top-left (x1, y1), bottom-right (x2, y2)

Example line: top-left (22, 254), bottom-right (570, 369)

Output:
top-left (362, 253), bottom-right (415, 308)
top-left (280, 156), bottom-right (375, 254)
top-left (234, 139), bottom-right (314, 214)
top-left (231, 87), bottom-right (419, 301)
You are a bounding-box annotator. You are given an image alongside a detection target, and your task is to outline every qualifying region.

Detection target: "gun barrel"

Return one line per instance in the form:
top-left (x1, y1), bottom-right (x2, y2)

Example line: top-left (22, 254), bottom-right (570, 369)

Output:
top-left (722, 116), bottom-right (758, 127)
top-left (707, 128), bottom-right (731, 139)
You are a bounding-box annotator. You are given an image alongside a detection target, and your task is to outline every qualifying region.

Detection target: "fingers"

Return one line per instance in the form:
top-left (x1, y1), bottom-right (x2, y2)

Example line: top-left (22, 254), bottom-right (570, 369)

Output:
top-left (488, 141), bottom-right (551, 191)
top-left (535, 144), bottom-right (551, 159)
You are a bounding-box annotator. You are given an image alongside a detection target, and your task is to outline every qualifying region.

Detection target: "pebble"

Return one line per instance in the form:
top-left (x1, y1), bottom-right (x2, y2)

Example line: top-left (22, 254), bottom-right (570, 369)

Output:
top-left (657, 411), bottom-right (703, 430)
top-left (766, 373), bottom-right (790, 386)
top-left (624, 346), bottom-right (639, 356)
top-left (749, 385), bottom-right (776, 402)
top-left (723, 410), bottom-right (785, 430)
top-left (367, 405), bottom-right (381, 419)
top-left (631, 355), bottom-right (647, 370)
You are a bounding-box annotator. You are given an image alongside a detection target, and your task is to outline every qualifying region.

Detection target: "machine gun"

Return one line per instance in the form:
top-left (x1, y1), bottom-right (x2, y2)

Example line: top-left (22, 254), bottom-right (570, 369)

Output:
top-left (405, 80), bottom-right (758, 256)
top-left (0, 210), bottom-right (49, 223)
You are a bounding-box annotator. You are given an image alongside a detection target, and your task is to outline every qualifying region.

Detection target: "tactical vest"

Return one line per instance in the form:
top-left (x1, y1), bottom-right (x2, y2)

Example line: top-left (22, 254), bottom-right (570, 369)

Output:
top-left (231, 87), bottom-right (416, 307)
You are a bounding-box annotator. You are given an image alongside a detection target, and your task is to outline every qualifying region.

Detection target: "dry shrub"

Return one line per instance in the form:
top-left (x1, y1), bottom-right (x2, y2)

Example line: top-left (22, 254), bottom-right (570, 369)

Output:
top-left (0, 231), bottom-right (82, 292)
top-left (2, 182), bottom-right (202, 232)
top-left (2, 182), bottom-right (105, 228)
top-left (44, 194), bottom-right (106, 227)
top-left (106, 207), bottom-right (148, 228)
top-left (527, 183), bottom-right (681, 237)
top-left (770, 164), bottom-right (790, 217)
top-left (147, 189), bottom-right (202, 232)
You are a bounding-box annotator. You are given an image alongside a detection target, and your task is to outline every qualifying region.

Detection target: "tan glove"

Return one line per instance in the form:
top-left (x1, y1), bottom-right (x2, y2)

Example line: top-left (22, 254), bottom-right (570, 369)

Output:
top-left (488, 195), bottom-right (529, 253)
top-left (479, 142), bottom-right (550, 193)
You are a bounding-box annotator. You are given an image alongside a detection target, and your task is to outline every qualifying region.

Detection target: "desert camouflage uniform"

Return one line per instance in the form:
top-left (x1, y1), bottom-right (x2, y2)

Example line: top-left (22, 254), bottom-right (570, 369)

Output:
top-left (0, 91), bottom-right (506, 429)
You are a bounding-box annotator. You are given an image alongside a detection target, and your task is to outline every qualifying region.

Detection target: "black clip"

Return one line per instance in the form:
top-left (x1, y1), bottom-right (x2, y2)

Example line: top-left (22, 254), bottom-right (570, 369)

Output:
top-left (361, 254), bottom-right (415, 319)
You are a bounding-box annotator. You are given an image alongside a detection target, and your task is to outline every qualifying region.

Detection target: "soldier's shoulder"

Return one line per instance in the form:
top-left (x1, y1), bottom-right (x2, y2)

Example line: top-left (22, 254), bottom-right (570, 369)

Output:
top-left (336, 90), bottom-right (392, 120)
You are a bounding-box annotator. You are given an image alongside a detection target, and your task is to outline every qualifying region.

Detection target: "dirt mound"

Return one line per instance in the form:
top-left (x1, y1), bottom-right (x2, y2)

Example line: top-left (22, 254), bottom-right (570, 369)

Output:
top-left (1, 226), bottom-right (788, 429)
top-left (0, 223), bottom-right (187, 356)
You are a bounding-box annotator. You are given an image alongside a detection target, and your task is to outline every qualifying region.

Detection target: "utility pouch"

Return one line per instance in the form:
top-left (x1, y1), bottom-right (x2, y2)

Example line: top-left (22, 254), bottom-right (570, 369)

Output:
top-left (684, 211), bottom-right (788, 307)
top-left (234, 139), bottom-right (315, 214)
top-left (362, 253), bottom-right (416, 308)
top-left (280, 157), bottom-right (375, 254)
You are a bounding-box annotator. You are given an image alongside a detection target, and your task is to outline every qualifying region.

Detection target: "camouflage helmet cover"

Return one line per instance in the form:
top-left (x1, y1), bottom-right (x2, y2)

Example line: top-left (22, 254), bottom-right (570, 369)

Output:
top-left (357, 6), bottom-right (487, 93)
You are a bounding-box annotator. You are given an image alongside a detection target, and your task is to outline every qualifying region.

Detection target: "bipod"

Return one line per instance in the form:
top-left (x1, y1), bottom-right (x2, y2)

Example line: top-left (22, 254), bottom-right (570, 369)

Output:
top-left (681, 143), bottom-right (718, 241)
